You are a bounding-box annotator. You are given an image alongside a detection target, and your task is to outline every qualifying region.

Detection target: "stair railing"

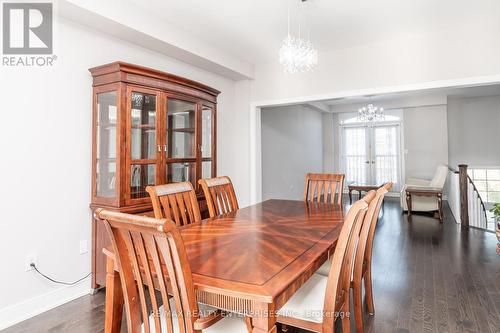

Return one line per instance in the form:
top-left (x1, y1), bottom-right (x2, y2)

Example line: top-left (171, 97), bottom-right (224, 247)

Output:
top-left (449, 164), bottom-right (488, 228)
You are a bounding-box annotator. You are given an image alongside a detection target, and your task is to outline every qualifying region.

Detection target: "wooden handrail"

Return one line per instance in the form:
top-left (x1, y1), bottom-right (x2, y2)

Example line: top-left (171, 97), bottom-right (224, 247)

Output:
top-left (448, 166), bottom-right (459, 174)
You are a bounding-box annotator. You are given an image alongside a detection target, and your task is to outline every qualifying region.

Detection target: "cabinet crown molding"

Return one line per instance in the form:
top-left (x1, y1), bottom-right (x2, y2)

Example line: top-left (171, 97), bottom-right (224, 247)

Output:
top-left (89, 61), bottom-right (221, 97)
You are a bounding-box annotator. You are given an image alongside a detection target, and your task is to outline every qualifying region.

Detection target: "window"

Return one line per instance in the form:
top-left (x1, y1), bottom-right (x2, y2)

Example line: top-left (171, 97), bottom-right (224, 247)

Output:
top-left (468, 168), bottom-right (500, 203)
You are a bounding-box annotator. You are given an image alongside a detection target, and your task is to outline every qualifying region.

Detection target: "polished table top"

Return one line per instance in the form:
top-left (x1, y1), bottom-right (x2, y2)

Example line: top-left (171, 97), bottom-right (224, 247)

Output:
top-left (180, 199), bottom-right (345, 303)
top-left (104, 199), bottom-right (345, 305)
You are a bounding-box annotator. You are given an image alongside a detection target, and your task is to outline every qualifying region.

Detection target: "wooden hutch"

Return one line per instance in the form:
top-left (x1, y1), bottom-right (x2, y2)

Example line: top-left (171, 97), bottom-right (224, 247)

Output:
top-left (89, 62), bottom-right (220, 289)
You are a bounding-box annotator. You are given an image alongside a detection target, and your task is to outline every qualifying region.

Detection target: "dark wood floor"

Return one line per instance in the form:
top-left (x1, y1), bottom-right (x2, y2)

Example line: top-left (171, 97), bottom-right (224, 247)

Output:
top-left (3, 198), bottom-right (499, 333)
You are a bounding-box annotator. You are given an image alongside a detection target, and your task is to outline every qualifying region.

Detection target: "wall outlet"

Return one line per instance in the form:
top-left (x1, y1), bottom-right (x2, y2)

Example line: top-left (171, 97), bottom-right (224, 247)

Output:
top-left (79, 240), bottom-right (88, 255)
top-left (25, 254), bottom-right (38, 272)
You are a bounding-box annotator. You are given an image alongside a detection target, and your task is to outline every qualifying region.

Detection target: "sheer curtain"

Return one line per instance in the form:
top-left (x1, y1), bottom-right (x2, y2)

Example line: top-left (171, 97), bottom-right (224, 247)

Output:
top-left (341, 123), bottom-right (401, 191)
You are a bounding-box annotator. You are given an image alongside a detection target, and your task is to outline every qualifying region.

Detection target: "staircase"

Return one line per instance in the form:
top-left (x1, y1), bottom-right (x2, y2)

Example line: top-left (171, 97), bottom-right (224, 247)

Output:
top-left (448, 165), bottom-right (496, 232)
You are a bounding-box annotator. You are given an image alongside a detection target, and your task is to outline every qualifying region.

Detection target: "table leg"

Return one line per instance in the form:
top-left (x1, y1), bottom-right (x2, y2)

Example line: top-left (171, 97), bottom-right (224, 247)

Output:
top-left (104, 256), bottom-right (123, 333)
top-left (251, 302), bottom-right (277, 333)
top-left (349, 188), bottom-right (353, 204)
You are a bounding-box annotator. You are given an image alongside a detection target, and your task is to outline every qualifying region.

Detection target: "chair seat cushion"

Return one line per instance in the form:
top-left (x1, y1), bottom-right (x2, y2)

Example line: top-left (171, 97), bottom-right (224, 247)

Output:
top-left (277, 273), bottom-right (328, 324)
top-left (143, 300), bottom-right (248, 333)
top-left (315, 259), bottom-right (331, 277)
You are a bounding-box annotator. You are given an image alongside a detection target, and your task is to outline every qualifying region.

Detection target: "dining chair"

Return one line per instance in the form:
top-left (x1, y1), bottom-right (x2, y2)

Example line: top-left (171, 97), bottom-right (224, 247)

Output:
top-left (96, 209), bottom-right (248, 333)
top-left (198, 176), bottom-right (239, 218)
top-left (146, 182), bottom-right (201, 226)
top-left (316, 182), bottom-right (392, 333)
top-left (277, 197), bottom-right (369, 333)
top-left (304, 173), bottom-right (345, 206)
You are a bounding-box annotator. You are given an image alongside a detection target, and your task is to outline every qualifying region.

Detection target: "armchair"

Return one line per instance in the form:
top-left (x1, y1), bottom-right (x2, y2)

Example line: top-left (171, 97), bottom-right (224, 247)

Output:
top-left (400, 164), bottom-right (448, 212)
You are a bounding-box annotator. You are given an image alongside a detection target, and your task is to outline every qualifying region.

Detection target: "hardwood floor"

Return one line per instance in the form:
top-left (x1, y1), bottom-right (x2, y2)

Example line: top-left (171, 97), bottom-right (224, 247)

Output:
top-left (2, 198), bottom-right (499, 333)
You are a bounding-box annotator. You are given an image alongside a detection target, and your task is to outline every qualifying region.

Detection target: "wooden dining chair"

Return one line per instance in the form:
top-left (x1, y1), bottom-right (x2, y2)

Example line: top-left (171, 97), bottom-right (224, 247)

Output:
top-left (198, 176), bottom-right (239, 218)
top-left (351, 182), bottom-right (392, 333)
top-left (277, 197), bottom-right (369, 333)
top-left (146, 182), bottom-right (201, 226)
top-left (315, 183), bottom-right (392, 333)
top-left (304, 173), bottom-right (345, 206)
top-left (96, 209), bottom-right (248, 333)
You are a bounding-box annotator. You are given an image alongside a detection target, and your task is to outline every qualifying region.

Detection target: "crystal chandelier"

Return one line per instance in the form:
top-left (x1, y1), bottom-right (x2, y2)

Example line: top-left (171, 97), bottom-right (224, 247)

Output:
top-left (279, 0), bottom-right (318, 73)
top-left (358, 103), bottom-right (385, 122)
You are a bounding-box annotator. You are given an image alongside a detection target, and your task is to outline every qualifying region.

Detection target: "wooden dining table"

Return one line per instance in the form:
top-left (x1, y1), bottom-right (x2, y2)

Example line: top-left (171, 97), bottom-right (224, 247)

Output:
top-left (103, 199), bottom-right (345, 333)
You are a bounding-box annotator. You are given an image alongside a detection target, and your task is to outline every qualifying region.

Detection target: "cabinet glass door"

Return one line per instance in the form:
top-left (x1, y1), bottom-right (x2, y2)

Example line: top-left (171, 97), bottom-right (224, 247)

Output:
top-left (95, 90), bottom-right (117, 198)
top-left (201, 104), bottom-right (215, 179)
top-left (128, 88), bottom-right (159, 200)
top-left (165, 98), bottom-right (197, 186)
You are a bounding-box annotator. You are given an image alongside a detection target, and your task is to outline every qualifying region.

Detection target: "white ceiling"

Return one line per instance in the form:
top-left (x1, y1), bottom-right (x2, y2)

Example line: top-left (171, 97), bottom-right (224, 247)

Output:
top-left (130, 0), bottom-right (500, 64)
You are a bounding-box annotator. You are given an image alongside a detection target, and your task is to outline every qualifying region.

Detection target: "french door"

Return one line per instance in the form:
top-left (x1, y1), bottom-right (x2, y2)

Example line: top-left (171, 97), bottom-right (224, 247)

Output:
top-left (341, 123), bottom-right (402, 192)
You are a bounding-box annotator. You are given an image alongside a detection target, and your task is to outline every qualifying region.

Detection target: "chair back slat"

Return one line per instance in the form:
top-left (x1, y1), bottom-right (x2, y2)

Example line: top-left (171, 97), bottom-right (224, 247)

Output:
top-left (97, 210), bottom-right (199, 333)
top-left (304, 173), bottom-right (345, 205)
top-left (130, 231), bottom-right (161, 332)
top-left (199, 176), bottom-right (239, 218)
top-left (352, 189), bottom-right (383, 284)
top-left (364, 183), bottom-right (393, 266)
top-left (144, 234), bottom-right (175, 332)
top-left (147, 182), bottom-right (201, 226)
top-left (321, 197), bottom-right (369, 333)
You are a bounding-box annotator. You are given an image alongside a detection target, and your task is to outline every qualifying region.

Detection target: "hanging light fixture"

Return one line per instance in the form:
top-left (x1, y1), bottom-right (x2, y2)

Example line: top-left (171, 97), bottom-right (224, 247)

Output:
top-left (279, 0), bottom-right (318, 73)
top-left (358, 100), bottom-right (385, 122)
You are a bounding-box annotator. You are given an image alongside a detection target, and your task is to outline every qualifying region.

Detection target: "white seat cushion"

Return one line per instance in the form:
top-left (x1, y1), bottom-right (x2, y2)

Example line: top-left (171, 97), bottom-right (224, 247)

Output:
top-left (143, 300), bottom-right (248, 333)
top-left (277, 273), bottom-right (328, 324)
top-left (315, 259), bottom-right (331, 277)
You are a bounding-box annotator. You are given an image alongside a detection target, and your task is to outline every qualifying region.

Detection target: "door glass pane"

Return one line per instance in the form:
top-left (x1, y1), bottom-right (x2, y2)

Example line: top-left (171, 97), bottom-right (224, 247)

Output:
top-left (202, 106), bottom-right (213, 158)
top-left (202, 161), bottom-right (212, 179)
top-left (130, 164), bottom-right (156, 199)
top-left (166, 99), bottom-right (196, 158)
top-left (131, 92), bottom-right (156, 160)
top-left (373, 126), bottom-right (399, 188)
top-left (167, 162), bottom-right (195, 184)
top-left (343, 127), bottom-right (368, 184)
top-left (96, 91), bottom-right (117, 197)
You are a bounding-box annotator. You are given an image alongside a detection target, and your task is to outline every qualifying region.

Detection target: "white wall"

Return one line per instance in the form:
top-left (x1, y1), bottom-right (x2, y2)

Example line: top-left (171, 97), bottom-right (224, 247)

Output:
top-left (0, 17), bottom-right (250, 329)
top-left (447, 95), bottom-right (500, 167)
top-left (261, 106), bottom-right (323, 200)
top-left (251, 20), bottom-right (500, 104)
top-left (322, 113), bottom-right (335, 172)
top-left (403, 105), bottom-right (449, 180)
top-left (249, 19), bottom-right (500, 203)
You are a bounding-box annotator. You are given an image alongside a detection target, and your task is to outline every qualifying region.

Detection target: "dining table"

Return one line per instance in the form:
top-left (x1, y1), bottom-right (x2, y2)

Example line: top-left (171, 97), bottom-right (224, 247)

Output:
top-left (103, 199), bottom-right (345, 333)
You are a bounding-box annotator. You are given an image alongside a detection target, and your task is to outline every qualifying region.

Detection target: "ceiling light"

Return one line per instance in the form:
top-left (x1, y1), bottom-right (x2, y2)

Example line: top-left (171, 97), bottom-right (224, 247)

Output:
top-left (279, 0), bottom-right (318, 73)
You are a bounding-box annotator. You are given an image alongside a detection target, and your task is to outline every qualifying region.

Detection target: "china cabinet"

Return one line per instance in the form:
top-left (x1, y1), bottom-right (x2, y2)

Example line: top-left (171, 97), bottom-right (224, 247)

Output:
top-left (89, 62), bottom-right (219, 288)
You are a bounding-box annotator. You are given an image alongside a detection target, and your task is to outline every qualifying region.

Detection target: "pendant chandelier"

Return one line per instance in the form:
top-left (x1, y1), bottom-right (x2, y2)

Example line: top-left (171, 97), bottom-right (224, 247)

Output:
top-left (358, 103), bottom-right (385, 122)
top-left (279, 0), bottom-right (318, 73)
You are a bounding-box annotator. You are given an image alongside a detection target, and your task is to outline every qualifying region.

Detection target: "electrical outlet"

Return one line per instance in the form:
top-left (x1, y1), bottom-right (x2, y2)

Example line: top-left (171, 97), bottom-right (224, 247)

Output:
top-left (79, 240), bottom-right (88, 255)
top-left (25, 254), bottom-right (38, 272)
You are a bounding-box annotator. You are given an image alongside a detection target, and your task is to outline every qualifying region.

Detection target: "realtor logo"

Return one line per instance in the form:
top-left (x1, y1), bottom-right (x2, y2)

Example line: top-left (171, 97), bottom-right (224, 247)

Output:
top-left (2, 2), bottom-right (53, 54)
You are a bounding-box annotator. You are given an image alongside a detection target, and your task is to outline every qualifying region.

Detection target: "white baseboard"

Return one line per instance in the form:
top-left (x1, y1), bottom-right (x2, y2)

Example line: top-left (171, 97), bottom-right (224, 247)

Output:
top-left (0, 282), bottom-right (91, 330)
